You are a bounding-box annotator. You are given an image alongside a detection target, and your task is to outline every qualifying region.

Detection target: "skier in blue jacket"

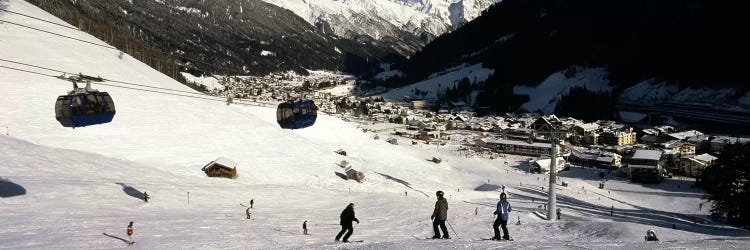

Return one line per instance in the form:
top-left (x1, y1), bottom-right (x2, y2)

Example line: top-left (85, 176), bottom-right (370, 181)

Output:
top-left (492, 193), bottom-right (512, 240)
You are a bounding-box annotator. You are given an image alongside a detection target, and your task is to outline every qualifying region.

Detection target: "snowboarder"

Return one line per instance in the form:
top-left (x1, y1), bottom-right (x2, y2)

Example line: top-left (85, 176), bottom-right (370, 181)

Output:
top-left (126, 221), bottom-right (134, 244)
top-left (492, 193), bottom-right (512, 241)
top-left (143, 191), bottom-right (149, 203)
top-left (645, 229), bottom-right (659, 241)
top-left (303, 220), bottom-right (308, 235)
top-left (250, 199), bottom-right (254, 208)
top-left (335, 203), bottom-right (359, 242)
top-left (556, 208), bottom-right (561, 220)
top-left (245, 207), bottom-right (252, 219)
top-left (431, 190), bottom-right (450, 239)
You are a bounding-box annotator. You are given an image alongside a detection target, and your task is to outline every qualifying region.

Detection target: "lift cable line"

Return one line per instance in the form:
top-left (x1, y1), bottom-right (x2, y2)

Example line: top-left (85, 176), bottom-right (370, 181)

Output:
top-left (0, 58), bottom-right (276, 107)
top-left (0, 19), bottom-right (116, 49)
top-left (0, 8), bottom-right (80, 31)
top-left (0, 64), bottom-right (267, 106)
top-left (0, 13), bottom-right (254, 76)
top-left (0, 58), bottom-right (206, 95)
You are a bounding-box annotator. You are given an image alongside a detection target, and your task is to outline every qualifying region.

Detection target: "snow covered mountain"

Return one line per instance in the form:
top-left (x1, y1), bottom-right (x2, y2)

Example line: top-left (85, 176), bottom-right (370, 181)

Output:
top-left (261, 0), bottom-right (501, 54)
top-left (24, 0), bottom-right (403, 76)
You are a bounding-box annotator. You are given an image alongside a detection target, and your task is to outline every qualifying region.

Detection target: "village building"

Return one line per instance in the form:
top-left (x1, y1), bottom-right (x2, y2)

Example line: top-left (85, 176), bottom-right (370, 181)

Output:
top-left (679, 153), bottom-right (717, 177)
top-left (476, 138), bottom-right (552, 157)
top-left (568, 149), bottom-right (622, 169)
top-left (201, 157), bottom-right (238, 178)
top-left (531, 157), bottom-right (567, 173)
top-left (598, 129), bottom-right (637, 146)
top-left (628, 150), bottom-right (664, 183)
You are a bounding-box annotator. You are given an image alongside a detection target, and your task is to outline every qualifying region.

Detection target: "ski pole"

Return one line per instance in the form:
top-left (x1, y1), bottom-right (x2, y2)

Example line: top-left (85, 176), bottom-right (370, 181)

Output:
top-left (447, 221), bottom-right (460, 239)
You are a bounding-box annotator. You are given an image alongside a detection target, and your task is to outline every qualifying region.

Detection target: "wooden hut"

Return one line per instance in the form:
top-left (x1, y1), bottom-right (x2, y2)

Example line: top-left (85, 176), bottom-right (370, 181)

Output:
top-left (202, 157), bottom-right (238, 178)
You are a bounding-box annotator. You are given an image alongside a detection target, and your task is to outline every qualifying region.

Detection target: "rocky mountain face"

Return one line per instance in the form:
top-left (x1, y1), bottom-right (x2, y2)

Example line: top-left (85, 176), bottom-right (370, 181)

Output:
top-left (260, 0), bottom-right (501, 55)
top-left (26, 0), bottom-right (404, 76)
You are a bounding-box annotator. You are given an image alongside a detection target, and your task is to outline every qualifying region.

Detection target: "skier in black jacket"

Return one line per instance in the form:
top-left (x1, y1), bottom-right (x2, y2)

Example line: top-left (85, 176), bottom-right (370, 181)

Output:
top-left (335, 203), bottom-right (359, 242)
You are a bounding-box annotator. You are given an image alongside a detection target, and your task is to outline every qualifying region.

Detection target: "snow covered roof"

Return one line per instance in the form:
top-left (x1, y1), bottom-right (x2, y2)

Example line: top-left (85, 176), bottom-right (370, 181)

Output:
top-left (668, 130), bottom-right (704, 140)
top-left (632, 150), bottom-right (663, 161)
top-left (575, 123), bottom-right (600, 131)
top-left (485, 138), bottom-right (552, 148)
top-left (693, 153), bottom-right (717, 163)
top-left (533, 157), bottom-right (566, 171)
top-left (213, 157), bottom-right (238, 169)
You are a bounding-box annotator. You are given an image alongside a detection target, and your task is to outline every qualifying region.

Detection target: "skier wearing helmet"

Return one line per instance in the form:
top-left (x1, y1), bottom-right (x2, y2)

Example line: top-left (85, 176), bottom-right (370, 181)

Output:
top-left (492, 192), bottom-right (512, 240)
top-left (431, 190), bottom-right (450, 239)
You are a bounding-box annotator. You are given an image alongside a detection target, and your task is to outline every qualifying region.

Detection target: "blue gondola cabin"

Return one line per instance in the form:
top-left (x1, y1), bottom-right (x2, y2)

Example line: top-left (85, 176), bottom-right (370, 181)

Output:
top-left (277, 99), bottom-right (317, 129)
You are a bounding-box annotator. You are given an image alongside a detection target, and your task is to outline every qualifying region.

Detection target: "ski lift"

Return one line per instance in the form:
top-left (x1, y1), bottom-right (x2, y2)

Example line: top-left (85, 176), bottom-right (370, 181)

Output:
top-left (54, 74), bottom-right (116, 128)
top-left (276, 99), bottom-right (317, 129)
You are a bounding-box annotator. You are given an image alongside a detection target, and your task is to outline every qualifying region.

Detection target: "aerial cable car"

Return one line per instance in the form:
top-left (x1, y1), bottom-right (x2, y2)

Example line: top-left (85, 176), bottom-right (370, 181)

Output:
top-left (54, 74), bottom-right (116, 128)
top-left (276, 99), bottom-right (317, 129)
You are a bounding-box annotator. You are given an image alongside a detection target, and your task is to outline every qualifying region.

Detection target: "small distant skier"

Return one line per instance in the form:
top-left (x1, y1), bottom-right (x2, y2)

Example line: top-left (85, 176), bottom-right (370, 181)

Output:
top-left (246, 207), bottom-right (252, 219)
top-left (335, 203), bottom-right (359, 242)
top-left (475, 207), bottom-right (478, 216)
top-left (645, 229), bottom-right (659, 241)
top-left (127, 221), bottom-right (134, 245)
top-left (143, 191), bottom-right (149, 203)
top-left (610, 205), bottom-right (614, 216)
top-left (250, 199), bottom-right (254, 208)
top-left (303, 220), bottom-right (308, 235)
top-left (431, 190), bottom-right (450, 239)
top-left (556, 208), bottom-right (561, 220)
top-left (492, 193), bottom-right (512, 241)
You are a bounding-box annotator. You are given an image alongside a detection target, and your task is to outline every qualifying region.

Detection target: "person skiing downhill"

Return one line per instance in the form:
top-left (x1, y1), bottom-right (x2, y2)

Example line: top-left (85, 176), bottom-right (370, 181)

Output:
top-left (492, 193), bottom-right (512, 241)
top-left (245, 207), bottom-right (252, 219)
top-left (335, 203), bottom-right (359, 242)
top-left (143, 192), bottom-right (149, 203)
top-left (431, 190), bottom-right (450, 239)
top-left (303, 220), bottom-right (308, 235)
top-left (250, 199), bottom-right (254, 208)
top-left (126, 221), bottom-right (134, 244)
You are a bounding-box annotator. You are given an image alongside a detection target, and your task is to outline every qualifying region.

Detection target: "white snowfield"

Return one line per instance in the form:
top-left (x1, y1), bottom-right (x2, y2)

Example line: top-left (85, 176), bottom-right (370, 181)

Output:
top-left (380, 63), bottom-right (494, 101)
top-left (261, 0), bottom-right (499, 41)
top-left (1, 0), bottom-right (750, 249)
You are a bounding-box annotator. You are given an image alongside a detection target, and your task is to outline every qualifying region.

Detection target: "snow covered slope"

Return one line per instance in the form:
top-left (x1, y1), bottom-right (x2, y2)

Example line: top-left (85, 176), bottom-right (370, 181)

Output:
top-left (619, 79), bottom-right (750, 112)
top-left (379, 63), bottom-right (494, 101)
top-left (514, 67), bottom-right (612, 114)
top-left (2, 0), bottom-right (750, 248)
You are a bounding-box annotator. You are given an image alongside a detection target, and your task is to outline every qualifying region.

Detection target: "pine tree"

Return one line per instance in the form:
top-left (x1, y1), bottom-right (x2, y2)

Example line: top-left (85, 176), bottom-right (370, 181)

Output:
top-left (699, 143), bottom-right (750, 228)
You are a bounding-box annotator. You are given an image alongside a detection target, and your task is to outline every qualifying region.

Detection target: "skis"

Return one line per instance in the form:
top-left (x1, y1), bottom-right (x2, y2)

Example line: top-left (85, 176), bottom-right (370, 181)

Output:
top-left (418, 237), bottom-right (451, 240)
top-left (480, 237), bottom-right (513, 241)
top-left (332, 240), bottom-right (364, 244)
